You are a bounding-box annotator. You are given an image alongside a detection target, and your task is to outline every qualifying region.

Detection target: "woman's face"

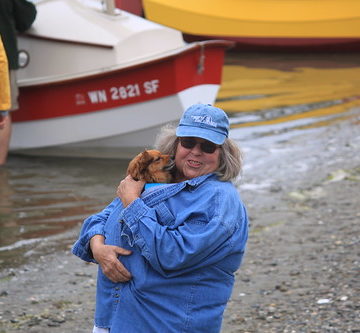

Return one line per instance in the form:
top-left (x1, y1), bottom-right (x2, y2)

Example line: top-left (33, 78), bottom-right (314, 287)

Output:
top-left (174, 137), bottom-right (221, 182)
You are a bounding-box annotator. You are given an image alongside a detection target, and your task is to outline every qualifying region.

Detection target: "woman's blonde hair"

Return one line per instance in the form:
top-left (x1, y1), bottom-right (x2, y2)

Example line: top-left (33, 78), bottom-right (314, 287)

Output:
top-left (154, 124), bottom-right (243, 182)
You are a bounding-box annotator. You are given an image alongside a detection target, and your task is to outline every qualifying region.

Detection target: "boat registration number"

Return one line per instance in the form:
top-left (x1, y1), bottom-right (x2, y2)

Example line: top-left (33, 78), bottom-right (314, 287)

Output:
top-left (85, 80), bottom-right (160, 105)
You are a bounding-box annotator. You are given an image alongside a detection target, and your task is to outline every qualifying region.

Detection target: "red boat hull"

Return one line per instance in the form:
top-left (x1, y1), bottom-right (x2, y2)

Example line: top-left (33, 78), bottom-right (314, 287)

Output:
top-left (13, 42), bottom-right (229, 123)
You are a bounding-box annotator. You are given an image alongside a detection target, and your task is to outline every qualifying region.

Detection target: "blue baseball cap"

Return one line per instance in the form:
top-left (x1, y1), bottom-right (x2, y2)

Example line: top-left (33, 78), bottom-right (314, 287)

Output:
top-left (176, 104), bottom-right (229, 145)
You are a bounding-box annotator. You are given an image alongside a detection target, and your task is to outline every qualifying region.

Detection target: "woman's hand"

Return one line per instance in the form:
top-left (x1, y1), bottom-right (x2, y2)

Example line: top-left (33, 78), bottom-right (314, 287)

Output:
top-left (117, 175), bottom-right (145, 207)
top-left (90, 235), bottom-right (132, 283)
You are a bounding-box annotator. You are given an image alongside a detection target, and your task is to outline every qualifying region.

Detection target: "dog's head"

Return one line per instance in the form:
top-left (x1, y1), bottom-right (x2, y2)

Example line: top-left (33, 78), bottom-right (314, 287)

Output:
top-left (127, 150), bottom-right (172, 183)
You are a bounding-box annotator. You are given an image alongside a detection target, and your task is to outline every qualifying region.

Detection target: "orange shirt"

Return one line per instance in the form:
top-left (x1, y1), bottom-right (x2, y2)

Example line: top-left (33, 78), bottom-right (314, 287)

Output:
top-left (0, 36), bottom-right (10, 111)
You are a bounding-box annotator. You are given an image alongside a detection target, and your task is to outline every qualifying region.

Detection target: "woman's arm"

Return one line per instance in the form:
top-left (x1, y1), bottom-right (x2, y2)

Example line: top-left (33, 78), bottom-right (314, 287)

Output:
top-left (72, 198), bottom-right (119, 262)
top-left (72, 198), bottom-right (133, 282)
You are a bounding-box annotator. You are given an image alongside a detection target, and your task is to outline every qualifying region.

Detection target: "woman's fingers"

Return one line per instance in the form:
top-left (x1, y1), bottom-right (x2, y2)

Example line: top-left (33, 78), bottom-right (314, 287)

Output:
top-left (94, 245), bottom-right (132, 282)
top-left (112, 246), bottom-right (132, 281)
top-left (117, 175), bottom-right (145, 207)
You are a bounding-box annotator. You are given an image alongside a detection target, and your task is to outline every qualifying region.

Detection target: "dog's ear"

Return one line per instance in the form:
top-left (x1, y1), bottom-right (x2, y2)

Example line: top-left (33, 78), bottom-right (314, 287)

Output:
top-left (127, 150), bottom-right (172, 183)
top-left (127, 151), bottom-right (147, 180)
top-left (139, 150), bottom-right (152, 164)
top-left (127, 150), bottom-right (154, 181)
top-left (139, 150), bottom-right (155, 175)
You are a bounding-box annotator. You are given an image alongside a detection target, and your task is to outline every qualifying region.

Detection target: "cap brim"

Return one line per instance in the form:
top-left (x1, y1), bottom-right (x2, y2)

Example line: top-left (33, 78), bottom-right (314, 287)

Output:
top-left (176, 126), bottom-right (226, 145)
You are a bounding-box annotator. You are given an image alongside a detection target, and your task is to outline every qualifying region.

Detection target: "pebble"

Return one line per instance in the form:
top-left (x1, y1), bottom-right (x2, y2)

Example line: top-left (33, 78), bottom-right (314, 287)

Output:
top-left (317, 298), bottom-right (331, 304)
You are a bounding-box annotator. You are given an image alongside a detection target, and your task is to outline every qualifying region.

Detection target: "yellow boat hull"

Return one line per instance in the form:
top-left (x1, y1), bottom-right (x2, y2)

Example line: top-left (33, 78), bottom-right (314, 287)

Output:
top-left (143, 0), bottom-right (360, 49)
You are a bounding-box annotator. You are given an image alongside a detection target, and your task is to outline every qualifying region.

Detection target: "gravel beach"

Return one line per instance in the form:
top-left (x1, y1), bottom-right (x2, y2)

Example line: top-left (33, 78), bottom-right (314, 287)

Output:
top-left (0, 108), bottom-right (359, 333)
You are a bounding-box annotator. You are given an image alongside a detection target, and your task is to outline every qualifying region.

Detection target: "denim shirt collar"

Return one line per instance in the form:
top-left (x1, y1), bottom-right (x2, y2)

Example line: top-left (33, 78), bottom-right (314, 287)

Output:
top-left (184, 173), bottom-right (217, 187)
top-left (141, 173), bottom-right (217, 207)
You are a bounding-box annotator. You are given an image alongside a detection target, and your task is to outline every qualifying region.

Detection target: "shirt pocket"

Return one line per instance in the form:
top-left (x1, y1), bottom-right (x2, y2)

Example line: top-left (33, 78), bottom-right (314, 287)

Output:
top-left (154, 202), bottom-right (175, 227)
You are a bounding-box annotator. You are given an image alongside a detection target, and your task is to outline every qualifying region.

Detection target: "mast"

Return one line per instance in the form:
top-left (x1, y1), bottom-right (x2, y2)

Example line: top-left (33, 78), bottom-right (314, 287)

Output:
top-left (103, 0), bottom-right (116, 15)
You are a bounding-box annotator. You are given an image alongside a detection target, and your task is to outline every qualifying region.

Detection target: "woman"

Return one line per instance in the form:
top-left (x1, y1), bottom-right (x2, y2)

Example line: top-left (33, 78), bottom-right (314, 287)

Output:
top-left (72, 103), bottom-right (249, 333)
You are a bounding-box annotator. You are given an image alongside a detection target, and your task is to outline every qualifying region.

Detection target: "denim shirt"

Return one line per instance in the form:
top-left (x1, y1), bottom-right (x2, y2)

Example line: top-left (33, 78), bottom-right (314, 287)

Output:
top-left (72, 173), bottom-right (248, 333)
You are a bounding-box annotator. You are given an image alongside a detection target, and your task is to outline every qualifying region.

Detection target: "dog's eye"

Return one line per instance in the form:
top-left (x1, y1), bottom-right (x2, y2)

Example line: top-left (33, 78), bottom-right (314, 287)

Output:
top-left (154, 157), bottom-right (161, 162)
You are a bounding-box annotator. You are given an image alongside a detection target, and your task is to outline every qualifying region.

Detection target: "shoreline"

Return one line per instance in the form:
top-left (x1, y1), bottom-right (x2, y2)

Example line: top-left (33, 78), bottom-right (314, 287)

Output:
top-left (1, 108), bottom-right (359, 332)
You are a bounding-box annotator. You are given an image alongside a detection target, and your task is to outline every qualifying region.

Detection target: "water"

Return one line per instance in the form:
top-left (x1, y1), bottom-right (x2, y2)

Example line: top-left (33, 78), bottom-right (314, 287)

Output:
top-left (221, 51), bottom-right (360, 143)
top-left (1, 51), bottom-right (360, 269)
top-left (0, 157), bottom-right (129, 268)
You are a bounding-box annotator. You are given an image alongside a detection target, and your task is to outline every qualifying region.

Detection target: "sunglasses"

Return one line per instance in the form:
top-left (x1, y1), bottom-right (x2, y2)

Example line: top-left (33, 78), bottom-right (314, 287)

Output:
top-left (179, 137), bottom-right (220, 154)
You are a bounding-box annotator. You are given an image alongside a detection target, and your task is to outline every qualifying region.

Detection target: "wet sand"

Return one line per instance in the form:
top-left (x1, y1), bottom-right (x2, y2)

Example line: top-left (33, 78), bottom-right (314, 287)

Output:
top-left (0, 108), bottom-right (359, 332)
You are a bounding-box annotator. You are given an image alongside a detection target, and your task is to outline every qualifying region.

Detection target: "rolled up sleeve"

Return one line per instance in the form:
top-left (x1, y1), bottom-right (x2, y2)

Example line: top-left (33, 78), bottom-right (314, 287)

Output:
top-left (72, 198), bottom-right (120, 262)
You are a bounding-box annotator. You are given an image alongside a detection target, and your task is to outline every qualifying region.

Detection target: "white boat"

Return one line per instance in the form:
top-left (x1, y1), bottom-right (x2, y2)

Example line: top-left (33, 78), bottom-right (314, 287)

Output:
top-left (11, 0), bottom-right (231, 158)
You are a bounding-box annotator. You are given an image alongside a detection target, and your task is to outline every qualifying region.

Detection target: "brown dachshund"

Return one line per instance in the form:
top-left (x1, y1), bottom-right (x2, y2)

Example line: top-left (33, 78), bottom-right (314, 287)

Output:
top-left (127, 150), bottom-right (172, 183)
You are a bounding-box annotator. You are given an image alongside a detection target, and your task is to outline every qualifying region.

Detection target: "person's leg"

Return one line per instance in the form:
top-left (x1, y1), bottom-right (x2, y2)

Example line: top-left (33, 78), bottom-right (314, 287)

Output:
top-left (0, 111), bottom-right (7, 128)
top-left (0, 112), bottom-right (11, 165)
